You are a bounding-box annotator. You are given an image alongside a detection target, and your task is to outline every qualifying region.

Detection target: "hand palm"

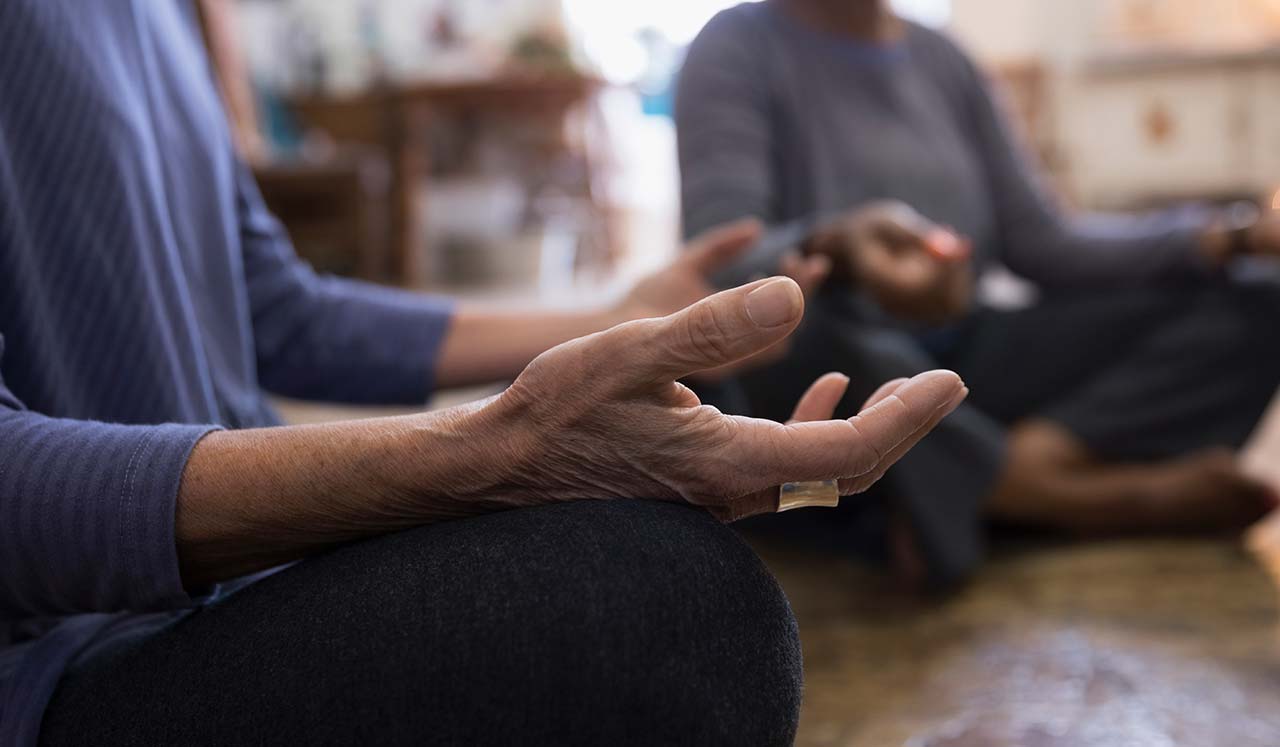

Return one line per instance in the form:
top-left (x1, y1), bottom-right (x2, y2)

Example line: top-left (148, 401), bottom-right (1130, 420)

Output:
top-left (494, 277), bottom-right (967, 521)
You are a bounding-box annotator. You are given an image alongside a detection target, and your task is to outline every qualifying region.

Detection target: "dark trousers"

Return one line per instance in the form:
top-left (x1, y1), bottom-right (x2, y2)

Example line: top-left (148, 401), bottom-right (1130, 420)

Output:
top-left (719, 278), bottom-right (1280, 586)
top-left (39, 501), bottom-right (803, 746)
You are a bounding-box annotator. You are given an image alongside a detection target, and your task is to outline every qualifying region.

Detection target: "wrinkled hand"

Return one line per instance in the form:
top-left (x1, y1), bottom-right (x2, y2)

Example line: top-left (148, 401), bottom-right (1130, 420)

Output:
top-left (619, 219), bottom-right (830, 380)
top-left (810, 201), bottom-right (974, 324)
top-left (482, 276), bottom-right (968, 522)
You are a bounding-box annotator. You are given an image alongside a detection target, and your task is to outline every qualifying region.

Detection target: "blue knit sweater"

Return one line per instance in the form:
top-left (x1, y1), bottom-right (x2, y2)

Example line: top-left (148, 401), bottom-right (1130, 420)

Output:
top-left (0, 2), bottom-right (452, 743)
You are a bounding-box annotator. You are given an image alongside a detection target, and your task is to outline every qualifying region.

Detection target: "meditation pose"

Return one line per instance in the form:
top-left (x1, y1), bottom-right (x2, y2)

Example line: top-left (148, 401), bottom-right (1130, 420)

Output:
top-left (0, 2), bottom-right (966, 745)
top-left (677, 0), bottom-right (1280, 584)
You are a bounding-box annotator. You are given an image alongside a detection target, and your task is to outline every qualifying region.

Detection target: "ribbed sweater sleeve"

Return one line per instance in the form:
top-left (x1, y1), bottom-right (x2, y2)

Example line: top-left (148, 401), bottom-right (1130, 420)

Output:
top-left (0, 337), bottom-right (216, 619)
top-left (236, 164), bottom-right (455, 405)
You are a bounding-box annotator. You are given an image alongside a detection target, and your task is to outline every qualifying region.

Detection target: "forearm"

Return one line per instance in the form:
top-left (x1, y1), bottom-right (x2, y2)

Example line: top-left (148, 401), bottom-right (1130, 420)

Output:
top-left (964, 60), bottom-right (1214, 286)
top-left (998, 208), bottom-right (1214, 287)
top-left (434, 306), bottom-right (630, 388)
top-left (176, 402), bottom-right (520, 587)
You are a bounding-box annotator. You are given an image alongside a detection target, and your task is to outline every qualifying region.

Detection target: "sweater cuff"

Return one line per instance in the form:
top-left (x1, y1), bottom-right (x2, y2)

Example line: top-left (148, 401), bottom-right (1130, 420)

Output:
top-left (353, 291), bottom-right (454, 404)
top-left (126, 424), bottom-right (222, 610)
top-left (0, 414), bottom-right (220, 617)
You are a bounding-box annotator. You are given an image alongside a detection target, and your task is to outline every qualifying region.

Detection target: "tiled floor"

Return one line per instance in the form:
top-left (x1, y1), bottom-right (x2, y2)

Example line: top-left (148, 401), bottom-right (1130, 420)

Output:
top-left (753, 535), bottom-right (1280, 747)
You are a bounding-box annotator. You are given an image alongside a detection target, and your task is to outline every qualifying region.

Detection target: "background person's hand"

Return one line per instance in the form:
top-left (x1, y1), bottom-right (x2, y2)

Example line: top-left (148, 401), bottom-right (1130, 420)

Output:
top-left (619, 218), bottom-right (831, 380)
top-left (1199, 204), bottom-right (1280, 265)
top-left (621, 218), bottom-right (831, 320)
top-left (1243, 211), bottom-right (1280, 258)
top-left (808, 201), bottom-right (974, 324)
top-left (478, 276), bottom-right (968, 522)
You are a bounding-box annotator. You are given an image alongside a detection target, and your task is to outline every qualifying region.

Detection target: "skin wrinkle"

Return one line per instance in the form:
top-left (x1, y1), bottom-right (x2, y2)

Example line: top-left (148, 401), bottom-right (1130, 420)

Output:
top-left (663, 382), bottom-right (704, 409)
top-left (857, 393), bottom-right (912, 458)
top-left (841, 385), bottom-right (971, 494)
top-left (675, 423), bottom-right (742, 503)
top-left (845, 416), bottom-right (884, 468)
top-left (175, 280), bottom-right (965, 587)
top-left (686, 298), bottom-right (740, 366)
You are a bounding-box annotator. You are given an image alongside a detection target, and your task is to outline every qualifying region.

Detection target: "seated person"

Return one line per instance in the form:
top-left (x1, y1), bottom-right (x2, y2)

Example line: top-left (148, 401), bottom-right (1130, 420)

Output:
top-left (676, 0), bottom-right (1280, 585)
top-left (0, 2), bottom-right (967, 745)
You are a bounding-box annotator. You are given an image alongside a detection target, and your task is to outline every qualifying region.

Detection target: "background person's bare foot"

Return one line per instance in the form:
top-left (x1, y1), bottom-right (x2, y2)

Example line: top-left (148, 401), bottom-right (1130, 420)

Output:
top-left (1141, 448), bottom-right (1275, 532)
top-left (988, 420), bottom-right (1272, 535)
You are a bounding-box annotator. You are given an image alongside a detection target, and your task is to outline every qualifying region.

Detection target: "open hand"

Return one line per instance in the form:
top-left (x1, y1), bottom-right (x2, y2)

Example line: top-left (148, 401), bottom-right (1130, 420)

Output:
top-left (481, 276), bottom-right (968, 521)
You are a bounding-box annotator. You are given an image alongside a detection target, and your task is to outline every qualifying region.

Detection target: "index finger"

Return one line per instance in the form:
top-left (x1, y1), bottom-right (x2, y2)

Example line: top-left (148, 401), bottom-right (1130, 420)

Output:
top-left (716, 370), bottom-right (964, 491)
top-left (848, 370), bottom-right (962, 462)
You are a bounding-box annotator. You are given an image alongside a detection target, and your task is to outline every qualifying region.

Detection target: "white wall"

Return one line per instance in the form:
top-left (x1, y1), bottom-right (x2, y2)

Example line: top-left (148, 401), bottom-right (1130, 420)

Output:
top-left (949, 0), bottom-right (1044, 63)
top-left (950, 0), bottom-right (1101, 65)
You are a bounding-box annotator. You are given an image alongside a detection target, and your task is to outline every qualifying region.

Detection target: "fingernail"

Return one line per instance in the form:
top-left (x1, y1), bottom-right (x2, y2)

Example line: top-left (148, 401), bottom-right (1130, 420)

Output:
top-left (746, 278), bottom-right (801, 328)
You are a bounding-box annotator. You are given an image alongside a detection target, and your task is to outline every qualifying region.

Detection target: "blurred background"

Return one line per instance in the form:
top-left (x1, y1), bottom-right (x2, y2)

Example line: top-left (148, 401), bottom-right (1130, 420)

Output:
top-left (214, 0), bottom-right (1280, 303)
top-left (205, 3), bottom-right (1280, 744)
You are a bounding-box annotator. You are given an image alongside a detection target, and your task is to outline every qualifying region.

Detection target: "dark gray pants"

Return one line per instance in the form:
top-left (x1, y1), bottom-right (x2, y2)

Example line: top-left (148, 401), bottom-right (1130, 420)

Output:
top-left (39, 501), bottom-right (802, 746)
top-left (720, 278), bottom-right (1280, 587)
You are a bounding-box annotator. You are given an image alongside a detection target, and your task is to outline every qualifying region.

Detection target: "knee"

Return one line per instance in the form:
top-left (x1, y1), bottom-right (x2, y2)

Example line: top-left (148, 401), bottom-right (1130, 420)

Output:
top-left (383, 500), bottom-right (803, 746)
top-left (576, 500), bottom-right (804, 746)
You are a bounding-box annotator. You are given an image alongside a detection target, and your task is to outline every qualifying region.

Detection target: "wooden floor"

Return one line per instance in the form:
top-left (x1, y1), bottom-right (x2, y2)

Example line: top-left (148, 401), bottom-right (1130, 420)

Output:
top-left (752, 536), bottom-right (1280, 747)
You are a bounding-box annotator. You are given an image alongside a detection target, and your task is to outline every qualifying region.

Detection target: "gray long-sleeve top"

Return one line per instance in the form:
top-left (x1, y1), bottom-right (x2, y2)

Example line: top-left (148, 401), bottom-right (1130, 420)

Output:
top-left (676, 1), bottom-right (1212, 290)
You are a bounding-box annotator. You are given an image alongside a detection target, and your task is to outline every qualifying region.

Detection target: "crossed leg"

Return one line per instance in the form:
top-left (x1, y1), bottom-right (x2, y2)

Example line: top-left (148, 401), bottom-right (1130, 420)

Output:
top-left (40, 500), bottom-right (803, 747)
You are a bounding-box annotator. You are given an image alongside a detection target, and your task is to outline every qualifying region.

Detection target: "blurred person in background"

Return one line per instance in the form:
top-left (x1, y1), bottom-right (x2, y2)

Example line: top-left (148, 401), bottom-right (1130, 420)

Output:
top-left (0, 2), bottom-right (973, 745)
top-left (677, 0), bottom-right (1280, 586)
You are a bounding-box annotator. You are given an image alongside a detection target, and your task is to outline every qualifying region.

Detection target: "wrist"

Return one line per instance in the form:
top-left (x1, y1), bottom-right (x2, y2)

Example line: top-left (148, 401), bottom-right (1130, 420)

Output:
top-left (392, 398), bottom-right (537, 517)
top-left (1201, 201), bottom-right (1262, 266)
top-left (1199, 225), bottom-right (1234, 267)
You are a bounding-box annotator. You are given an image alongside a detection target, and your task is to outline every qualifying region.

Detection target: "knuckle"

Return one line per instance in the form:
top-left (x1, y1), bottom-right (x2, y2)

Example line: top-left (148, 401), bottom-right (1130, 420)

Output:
top-left (682, 305), bottom-right (736, 363)
top-left (589, 320), bottom-right (655, 384)
top-left (513, 331), bottom-right (623, 406)
top-left (846, 420), bottom-right (883, 471)
top-left (879, 393), bottom-right (911, 419)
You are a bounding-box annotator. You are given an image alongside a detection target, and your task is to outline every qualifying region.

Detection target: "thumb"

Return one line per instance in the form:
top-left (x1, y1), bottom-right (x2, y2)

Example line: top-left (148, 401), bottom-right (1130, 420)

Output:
top-left (624, 276), bottom-right (803, 386)
top-left (684, 218), bottom-right (764, 275)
